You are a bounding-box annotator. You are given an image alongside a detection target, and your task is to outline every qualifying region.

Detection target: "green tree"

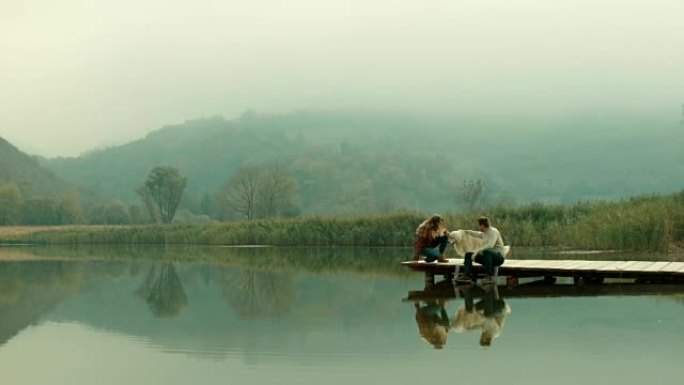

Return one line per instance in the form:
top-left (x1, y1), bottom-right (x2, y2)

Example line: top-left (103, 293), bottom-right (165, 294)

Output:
top-left (20, 198), bottom-right (59, 225)
top-left (129, 204), bottom-right (146, 224)
top-left (0, 183), bottom-right (22, 225)
top-left (56, 193), bottom-right (83, 224)
top-left (105, 203), bottom-right (131, 224)
top-left (136, 166), bottom-right (187, 223)
top-left (88, 202), bottom-right (131, 224)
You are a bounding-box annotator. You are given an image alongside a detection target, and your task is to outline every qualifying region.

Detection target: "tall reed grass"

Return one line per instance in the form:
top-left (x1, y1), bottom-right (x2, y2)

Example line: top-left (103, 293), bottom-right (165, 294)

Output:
top-left (3, 191), bottom-right (683, 253)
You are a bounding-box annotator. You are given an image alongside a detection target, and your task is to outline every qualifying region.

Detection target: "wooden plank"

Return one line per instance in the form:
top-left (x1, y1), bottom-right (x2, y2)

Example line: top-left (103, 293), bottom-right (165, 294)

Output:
top-left (573, 260), bottom-right (601, 269)
top-left (520, 261), bottom-right (561, 270)
top-left (574, 260), bottom-right (616, 271)
top-left (499, 260), bottom-right (538, 268)
top-left (547, 260), bottom-right (587, 269)
top-left (539, 260), bottom-right (579, 269)
top-left (500, 259), bottom-right (526, 267)
top-left (406, 283), bottom-right (684, 301)
top-left (660, 262), bottom-right (684, 273)
top-left (560, 260), bottom-right (595, 270)
top-left (615, 261), bottom-right (641, 270)
top-left (622, 261), bottom-right (657, 272)
top-left (597, 261), bottom-right (631, 272)
top-left (567, 260), bottom-right (601, 270)
top-left (402, 258), bottom-right (684, 279)
top-left (536, 261), bottom-right (568, 270)
top-left (512, 260), bottom-right (549, 269)
top-left (643, 262), bottom-right (673, 272)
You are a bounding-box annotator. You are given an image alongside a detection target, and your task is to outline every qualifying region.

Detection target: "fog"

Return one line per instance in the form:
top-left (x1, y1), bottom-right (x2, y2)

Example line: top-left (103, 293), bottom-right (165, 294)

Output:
top-left (1, 0), bottom-right (683, 156)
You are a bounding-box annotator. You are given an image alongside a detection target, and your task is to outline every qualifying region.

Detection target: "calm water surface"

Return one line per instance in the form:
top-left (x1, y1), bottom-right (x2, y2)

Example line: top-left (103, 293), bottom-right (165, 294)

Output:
top-left (0, 246), bottom-right (683, 385)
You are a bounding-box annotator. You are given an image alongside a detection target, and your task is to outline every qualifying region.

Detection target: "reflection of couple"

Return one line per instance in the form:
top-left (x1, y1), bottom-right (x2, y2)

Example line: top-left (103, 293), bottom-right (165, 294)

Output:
top-left (413, 215), bottom-right (508, 285)
top-left (452, 286), bottom-right (511, 347)
top-left (413, 286), bottom-right (510, 349)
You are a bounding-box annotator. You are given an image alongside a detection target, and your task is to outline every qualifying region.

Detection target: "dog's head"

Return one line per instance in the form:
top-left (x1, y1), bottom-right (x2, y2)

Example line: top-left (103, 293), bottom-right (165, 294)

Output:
top-left (447, 230), bottom-right (463, 245)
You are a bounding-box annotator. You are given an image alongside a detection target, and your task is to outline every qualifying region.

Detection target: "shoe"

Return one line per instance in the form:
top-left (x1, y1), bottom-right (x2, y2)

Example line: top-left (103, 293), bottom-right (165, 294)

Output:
top-left (455, 274), bottom-right (473, 285)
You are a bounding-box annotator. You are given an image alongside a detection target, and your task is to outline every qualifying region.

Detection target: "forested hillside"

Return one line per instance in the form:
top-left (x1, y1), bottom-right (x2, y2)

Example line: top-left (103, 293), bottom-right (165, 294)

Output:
top-left (0, 137), bottom-right (88, 225)
top-left (0, 137), bottom-right (71, 197)
top-left (40, 110), bottom-right (684, 219)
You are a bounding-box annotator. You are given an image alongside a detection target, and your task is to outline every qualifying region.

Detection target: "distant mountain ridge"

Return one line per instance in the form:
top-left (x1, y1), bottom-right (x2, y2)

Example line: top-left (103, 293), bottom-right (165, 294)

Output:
top-left (42, 110), bottom-right (684, 216)
top-left (0, 136), bottom-right (72, 197)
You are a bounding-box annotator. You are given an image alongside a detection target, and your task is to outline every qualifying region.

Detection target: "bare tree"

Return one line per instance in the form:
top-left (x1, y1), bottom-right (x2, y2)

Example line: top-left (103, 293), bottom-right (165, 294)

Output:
top-left (257, 164), bottom-right (298, 218)
top-left (218, 267), bottom-right (296, 318)
top-left (223, 164), bottom-right (262, 220)
top-left (136, 185), bottom-right (159, 223)
top-left (458, 179), bottom-right (486, 211)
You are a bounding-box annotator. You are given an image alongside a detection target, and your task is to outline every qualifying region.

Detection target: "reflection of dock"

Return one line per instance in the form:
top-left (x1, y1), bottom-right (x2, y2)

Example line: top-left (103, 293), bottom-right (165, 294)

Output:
top-left (401, 259), bottom-right (684, 286)
top-left (404, 278), bottom-right (684, 302)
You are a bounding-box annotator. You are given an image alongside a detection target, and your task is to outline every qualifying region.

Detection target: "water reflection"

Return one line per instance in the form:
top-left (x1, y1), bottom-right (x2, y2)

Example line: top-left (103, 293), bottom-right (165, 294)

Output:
top-left (454, 286), bottom-right (511, 347)
top-left (412, 283), bottom-right (512, 349)
top-left (1, 244), bottom-right (684, 375)
top-left (413, 298), bottom-right (450, 349)
top-left (136, 263), bottom-right (188, 318)
top-left (218, 267), bottom-right (297, 318)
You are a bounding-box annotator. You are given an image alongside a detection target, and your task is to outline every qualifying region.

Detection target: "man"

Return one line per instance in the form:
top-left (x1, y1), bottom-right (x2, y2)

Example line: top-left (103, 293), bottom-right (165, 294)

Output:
top-left (456, 217), bottom-right (506, 285)
top-left (475, 286), bottom-right (510, 348)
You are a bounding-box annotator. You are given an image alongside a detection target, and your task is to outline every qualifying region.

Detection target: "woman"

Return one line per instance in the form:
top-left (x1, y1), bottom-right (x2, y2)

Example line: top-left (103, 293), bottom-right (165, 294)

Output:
top-left (413, 214), bottom-right (449, 262)
top-left (414, 299), bottom-right (450, 349)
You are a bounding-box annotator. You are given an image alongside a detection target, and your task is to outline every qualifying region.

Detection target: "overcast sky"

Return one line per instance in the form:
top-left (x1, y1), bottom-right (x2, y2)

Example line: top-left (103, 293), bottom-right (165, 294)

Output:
top-left (1, 0), bottom-right (683, 157)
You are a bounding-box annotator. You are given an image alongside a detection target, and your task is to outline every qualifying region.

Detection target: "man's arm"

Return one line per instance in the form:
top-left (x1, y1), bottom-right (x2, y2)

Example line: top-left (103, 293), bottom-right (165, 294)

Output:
top-left (464, 230), bottom-right (484, 239)
top-left (473, 230), bottom-right (498, 255)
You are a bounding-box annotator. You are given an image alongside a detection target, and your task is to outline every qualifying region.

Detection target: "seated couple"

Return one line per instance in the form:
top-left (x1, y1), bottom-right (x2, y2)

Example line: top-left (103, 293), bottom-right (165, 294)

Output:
top-left (413, 214), bottom-right (507, 285)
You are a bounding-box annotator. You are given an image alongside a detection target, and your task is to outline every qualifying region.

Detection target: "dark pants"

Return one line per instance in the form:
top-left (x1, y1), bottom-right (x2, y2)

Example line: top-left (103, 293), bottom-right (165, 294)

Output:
top-left (462, 287), bottom-right (505, 316)
top-left (418, 300), bottom-right (450, 327)
top-left (462, 288), bottom-right (474, 312)
top-left (476, 291), bottom-right (506, 318)
top-left (463, 249), bottom-right (504, 276)
top-left (422, 235), bottom-right (448, 262)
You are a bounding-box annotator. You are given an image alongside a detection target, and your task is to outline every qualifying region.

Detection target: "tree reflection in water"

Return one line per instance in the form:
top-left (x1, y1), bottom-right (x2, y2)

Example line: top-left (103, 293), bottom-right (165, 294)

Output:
top-left (218, 267), bottom-right (296, 318)
top-left (137, 263), bottom-right (188, 318)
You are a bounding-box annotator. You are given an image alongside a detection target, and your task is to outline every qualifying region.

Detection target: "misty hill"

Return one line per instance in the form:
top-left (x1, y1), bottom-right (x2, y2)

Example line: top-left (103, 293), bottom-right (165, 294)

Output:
top-left (44, 110), bottom-right (684, 216)
top-left (45, 112), bottom-right (463, 215)
top-left (0, 136), bottom-right (72, 197)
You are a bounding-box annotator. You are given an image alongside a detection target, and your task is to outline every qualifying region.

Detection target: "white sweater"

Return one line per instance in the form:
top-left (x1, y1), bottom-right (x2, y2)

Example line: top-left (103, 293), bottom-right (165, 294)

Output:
top-left (464, 227), bottom-right (505, 255)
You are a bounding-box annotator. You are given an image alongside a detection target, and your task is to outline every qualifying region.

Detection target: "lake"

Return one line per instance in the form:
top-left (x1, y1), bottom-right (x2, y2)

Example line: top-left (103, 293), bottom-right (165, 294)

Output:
top-left (1, 245), bottom-right (683, 385)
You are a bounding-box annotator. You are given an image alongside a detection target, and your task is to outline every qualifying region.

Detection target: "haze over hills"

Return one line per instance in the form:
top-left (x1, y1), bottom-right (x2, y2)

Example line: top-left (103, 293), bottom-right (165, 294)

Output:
top-left (0, 137), bottom-right (73, 198)
top-left (41, 109), bottom-right (684, 217)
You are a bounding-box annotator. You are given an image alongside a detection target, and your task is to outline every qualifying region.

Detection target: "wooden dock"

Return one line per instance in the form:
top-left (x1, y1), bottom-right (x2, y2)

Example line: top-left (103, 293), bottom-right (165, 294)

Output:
top-left (404, 280), bottom-right (684, 301)
top-left (401, 258), bottom-right (684, 287)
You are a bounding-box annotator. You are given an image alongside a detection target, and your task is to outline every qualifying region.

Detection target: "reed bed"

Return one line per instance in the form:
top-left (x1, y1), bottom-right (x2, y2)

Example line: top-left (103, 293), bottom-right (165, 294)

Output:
top-left (1, 191), bottom-right (682, 253)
